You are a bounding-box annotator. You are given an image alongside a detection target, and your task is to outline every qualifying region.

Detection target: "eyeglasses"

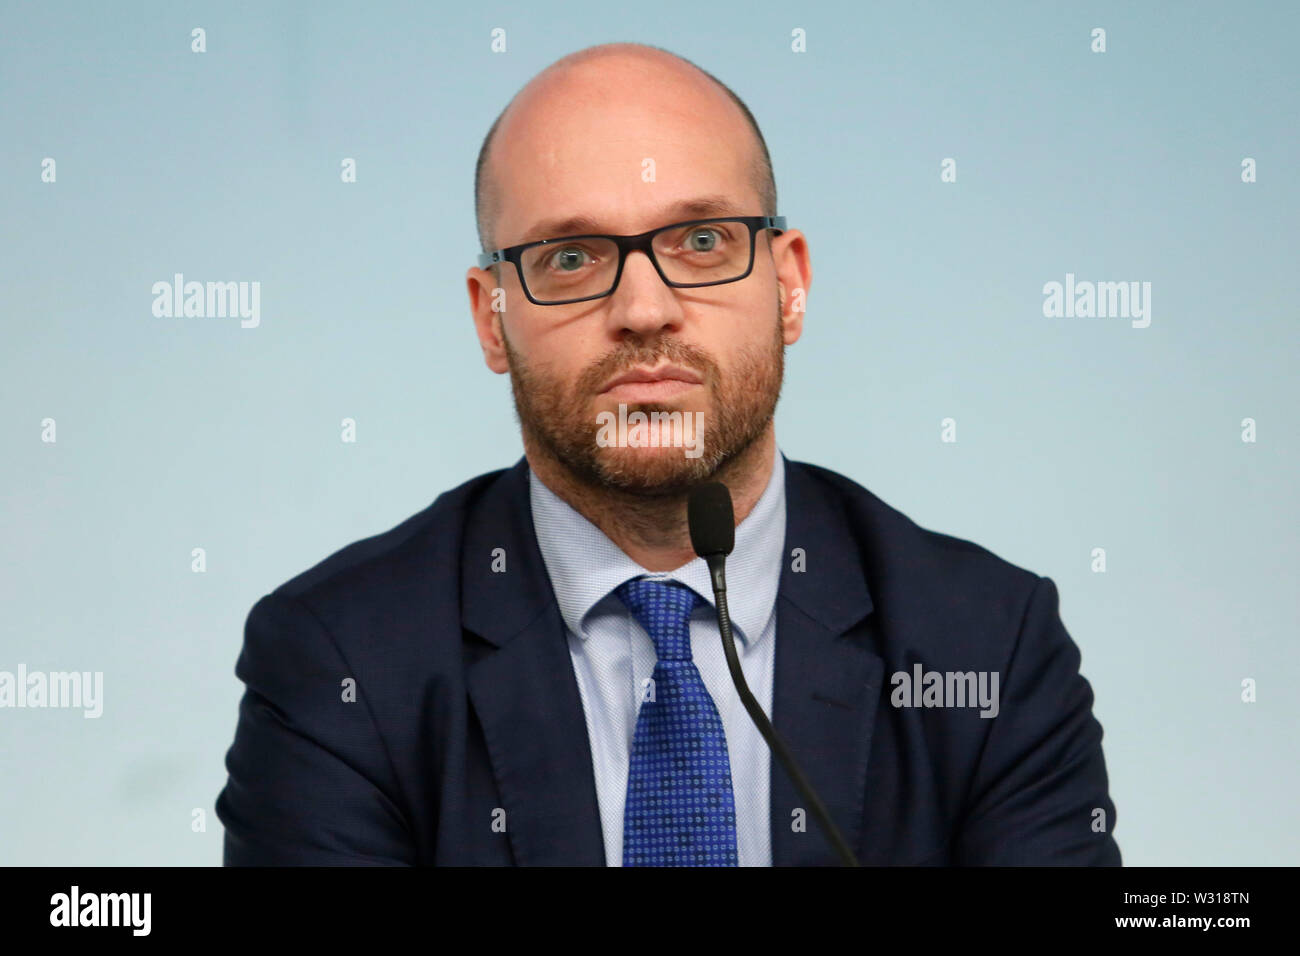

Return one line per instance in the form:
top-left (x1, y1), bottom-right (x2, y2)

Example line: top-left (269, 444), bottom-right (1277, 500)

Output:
top-left (476, 215), bottom-right (787, 306)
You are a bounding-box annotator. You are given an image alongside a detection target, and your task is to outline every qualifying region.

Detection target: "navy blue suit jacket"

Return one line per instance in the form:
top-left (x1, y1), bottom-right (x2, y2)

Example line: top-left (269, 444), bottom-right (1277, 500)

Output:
top-left (215, 455), bottom-right (1121, 865)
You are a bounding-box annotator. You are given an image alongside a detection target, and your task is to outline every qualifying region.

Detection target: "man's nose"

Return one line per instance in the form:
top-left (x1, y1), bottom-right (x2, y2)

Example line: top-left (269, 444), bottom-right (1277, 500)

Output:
top-left (605, 250), bottom-right (682, 337)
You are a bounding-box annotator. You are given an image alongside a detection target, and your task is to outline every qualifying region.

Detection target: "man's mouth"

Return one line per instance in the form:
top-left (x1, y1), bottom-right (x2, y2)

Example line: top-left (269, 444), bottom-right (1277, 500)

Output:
top-left (598, 364), bottom-right (703, 401)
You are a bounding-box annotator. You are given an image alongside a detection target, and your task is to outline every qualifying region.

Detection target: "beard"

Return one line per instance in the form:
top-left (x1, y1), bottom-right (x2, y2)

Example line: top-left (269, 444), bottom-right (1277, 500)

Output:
top-left (502, 297), bottom-right (785, 497)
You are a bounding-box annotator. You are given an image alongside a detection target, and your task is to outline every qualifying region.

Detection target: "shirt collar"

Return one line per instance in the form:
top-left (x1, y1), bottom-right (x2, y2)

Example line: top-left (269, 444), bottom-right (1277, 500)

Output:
top-left (529, 442), bottom-right (787, 648)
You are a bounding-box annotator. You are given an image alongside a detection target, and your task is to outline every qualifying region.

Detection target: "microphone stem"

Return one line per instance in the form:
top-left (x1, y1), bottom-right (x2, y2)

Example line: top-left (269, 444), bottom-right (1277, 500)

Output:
top-left (707, 555), bottom-right (860, 867)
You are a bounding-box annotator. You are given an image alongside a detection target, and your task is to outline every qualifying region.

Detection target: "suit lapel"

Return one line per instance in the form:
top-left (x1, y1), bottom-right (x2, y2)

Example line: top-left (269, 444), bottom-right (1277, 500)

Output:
top-left (462, 459), bottom-right (605, 865)
top-left (770, 456), bottom-right (883, 865)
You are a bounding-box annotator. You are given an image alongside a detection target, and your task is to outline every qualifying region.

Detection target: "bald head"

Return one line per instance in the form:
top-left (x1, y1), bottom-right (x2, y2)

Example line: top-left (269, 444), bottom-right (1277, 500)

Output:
top-left (474, 43), bottom-right (777, 255)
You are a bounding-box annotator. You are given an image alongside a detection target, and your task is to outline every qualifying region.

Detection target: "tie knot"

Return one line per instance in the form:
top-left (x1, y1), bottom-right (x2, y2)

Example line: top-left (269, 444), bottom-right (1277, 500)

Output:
top-left (614, 577), bottom-right (703, 662)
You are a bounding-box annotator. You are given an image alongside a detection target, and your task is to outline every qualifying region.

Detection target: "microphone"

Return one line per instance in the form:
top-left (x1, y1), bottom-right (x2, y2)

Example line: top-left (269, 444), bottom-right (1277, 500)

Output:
top-left (688, 480), bottom-right (860, 867)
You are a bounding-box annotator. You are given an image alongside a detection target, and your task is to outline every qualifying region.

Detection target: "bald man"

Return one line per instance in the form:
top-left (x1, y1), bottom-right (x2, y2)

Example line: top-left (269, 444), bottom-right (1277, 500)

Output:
top-left (216, 43), bottom-right (1120, 867)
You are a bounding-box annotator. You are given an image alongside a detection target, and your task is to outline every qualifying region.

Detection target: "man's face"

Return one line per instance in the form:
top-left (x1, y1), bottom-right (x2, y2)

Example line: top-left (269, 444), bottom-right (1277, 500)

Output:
top-left (502, 288), bottom-right (786, 495)
top-left (468, 57), bottom-right (808, 495)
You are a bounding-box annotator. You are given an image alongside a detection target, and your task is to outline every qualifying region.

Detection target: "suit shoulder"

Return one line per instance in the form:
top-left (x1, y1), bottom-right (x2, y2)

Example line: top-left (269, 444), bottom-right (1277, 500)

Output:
top-left (792, 459), bottom-right (1044, 605)
top-left (267, 465), bottom-right (510, 605)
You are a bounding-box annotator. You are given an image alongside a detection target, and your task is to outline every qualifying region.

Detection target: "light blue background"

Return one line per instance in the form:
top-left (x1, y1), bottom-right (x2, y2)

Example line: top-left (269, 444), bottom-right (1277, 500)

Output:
top-left (2, 0), bottom-right (1296, 865)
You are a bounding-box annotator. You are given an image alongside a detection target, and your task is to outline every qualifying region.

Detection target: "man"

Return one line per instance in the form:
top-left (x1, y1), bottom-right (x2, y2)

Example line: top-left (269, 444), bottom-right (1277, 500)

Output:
top-left (215, 42), bottom-right (1121, 866)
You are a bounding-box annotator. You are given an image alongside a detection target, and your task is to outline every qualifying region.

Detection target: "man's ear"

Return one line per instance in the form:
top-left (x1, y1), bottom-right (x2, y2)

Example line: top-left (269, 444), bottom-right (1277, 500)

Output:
top-left (467, 267), bottom-right (511, 374)
top-left (772, 229), bottom-right (810, 345)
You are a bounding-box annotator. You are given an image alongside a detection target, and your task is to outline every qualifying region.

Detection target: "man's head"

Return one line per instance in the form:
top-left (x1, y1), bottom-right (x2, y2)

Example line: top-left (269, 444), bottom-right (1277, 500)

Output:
top-left (466, 42), bottom-right (811, 496)
top-left (474, 45), bottom-right (779, 258)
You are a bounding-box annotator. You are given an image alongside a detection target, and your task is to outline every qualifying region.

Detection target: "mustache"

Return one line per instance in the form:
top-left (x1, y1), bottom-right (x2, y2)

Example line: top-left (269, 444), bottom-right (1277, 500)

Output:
top-left (578, 340), bottom-right (718, 395)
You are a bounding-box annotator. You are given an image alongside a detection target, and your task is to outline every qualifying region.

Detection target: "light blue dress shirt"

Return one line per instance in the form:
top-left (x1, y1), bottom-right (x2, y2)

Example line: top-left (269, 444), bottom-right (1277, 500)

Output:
top-left (528, 442), bottom-right (787, 867)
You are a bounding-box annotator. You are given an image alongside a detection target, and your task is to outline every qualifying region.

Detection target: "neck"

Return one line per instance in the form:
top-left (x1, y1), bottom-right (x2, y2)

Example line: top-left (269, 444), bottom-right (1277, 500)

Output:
top-left (525, 425), bottom-right (777, 572)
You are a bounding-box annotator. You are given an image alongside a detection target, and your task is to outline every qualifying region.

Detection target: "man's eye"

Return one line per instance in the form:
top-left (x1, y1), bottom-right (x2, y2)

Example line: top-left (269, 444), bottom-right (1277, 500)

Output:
top-left (685, 228), bottom-right (723, 252)
top-left (548, 247), bottom-right (592, 271)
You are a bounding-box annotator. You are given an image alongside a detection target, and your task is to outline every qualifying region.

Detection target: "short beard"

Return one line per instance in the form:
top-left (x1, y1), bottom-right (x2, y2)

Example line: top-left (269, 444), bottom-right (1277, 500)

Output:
top-left (503, 297), bottom-right (785, 497)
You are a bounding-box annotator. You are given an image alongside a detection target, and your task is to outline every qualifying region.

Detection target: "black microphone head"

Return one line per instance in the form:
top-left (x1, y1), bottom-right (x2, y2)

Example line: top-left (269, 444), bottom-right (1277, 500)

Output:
top-left (688, 481), bottom-right (735, 558)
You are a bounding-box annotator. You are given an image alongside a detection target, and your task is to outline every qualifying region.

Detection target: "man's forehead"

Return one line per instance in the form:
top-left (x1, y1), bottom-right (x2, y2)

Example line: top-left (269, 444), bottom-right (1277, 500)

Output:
top-left (489, 122), bottom-right (760, 246)
top-left (485, 57), bottom-right (759, 247)
top-left (514, 195), bottom-right (753, 245)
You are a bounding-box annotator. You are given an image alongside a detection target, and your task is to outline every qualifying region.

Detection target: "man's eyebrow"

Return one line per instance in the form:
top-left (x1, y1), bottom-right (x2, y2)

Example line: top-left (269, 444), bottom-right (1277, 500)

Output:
top-left (515, 196), bottom-right (743, 245)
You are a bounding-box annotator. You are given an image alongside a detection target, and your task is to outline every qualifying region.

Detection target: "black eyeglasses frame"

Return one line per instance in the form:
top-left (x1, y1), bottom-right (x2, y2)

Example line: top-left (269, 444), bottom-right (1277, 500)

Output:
top-left (476, 215), bottom-right (787, 306)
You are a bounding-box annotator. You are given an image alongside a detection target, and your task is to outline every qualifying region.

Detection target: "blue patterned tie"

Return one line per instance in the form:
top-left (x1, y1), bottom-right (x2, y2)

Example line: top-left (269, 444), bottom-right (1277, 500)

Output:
top-left (616, 576), bottom-right (739, 866)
